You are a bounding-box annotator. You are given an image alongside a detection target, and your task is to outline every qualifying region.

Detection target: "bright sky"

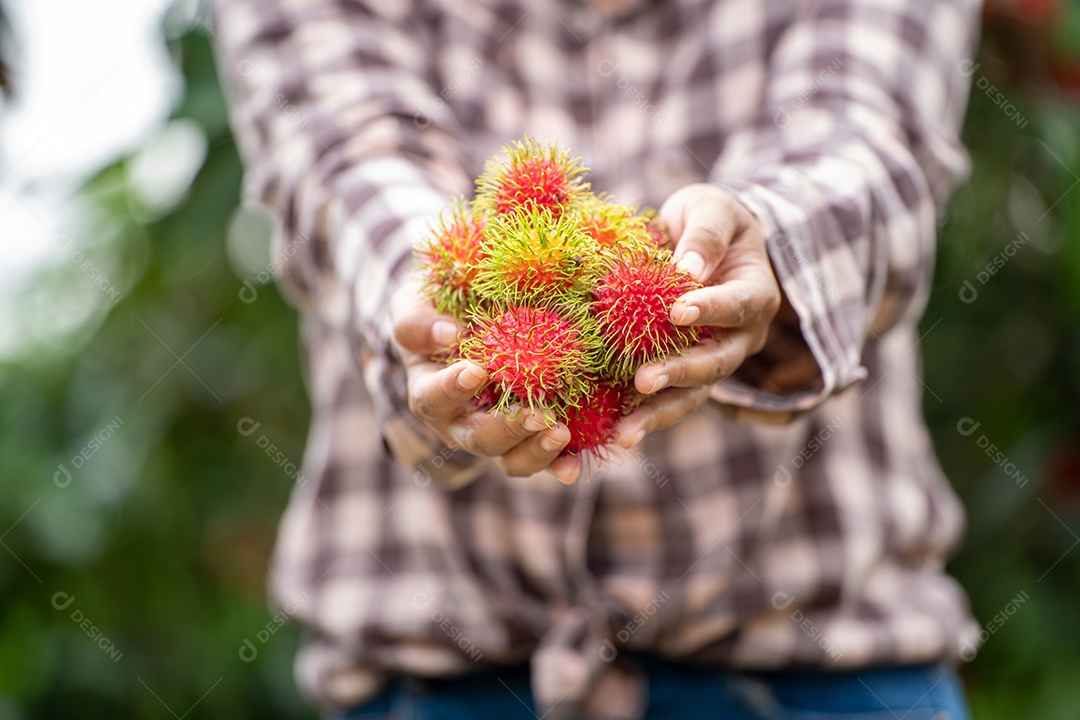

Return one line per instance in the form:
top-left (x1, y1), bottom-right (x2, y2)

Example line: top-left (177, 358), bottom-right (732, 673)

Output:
top-left (0, 0), bottom-right (182, 355)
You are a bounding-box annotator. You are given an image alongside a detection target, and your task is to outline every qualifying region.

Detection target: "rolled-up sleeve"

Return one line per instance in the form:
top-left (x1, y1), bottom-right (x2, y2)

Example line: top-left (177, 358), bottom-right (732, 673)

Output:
top-left (211, 0), bottom-right (482, 481)
top-left (710, 0), bottom-right (980, 416)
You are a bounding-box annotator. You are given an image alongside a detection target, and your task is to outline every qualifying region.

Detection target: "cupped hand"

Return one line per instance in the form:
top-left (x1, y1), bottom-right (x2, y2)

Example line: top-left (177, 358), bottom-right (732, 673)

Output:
top-left (612, 183), bottom-right (782, 449)
top-left (391, 281), bottom-right (578, 483)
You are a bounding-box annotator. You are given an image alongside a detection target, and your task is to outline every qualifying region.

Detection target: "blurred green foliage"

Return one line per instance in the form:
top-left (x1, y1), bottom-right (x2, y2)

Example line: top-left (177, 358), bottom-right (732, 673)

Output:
top-left (0, 28), bottom-right (313, 720)
top-left (0, 15), bottom-right (1078, 720)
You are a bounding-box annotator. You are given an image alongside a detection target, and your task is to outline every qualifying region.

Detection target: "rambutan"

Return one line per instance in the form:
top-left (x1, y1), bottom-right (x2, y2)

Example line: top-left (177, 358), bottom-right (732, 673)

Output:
top-left (413, 136), bottom-right (716, 473)
top-left (561, 380), bottom-right (627, 458)
top-left (475, 137), bottom-right (589, 217)
top-left (592, 250), bottom-right (702, 378)
top-left (416, 201), bottom-right (487, 318)
top-left (577, 196), bottom-right (651, 251)
top-left (641, 210), bottom-right (671, 248)
top-left (473, 208), bottom-right (598, 301)
top-left (471, 382), bottom-right (505, 413)
top-left (459, 304), bottom-right (597, 419)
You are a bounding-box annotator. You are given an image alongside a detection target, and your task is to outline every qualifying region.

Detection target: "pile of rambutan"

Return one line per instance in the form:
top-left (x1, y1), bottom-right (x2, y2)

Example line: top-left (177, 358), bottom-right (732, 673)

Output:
top-left (416, 137), bottom-right (703, 472)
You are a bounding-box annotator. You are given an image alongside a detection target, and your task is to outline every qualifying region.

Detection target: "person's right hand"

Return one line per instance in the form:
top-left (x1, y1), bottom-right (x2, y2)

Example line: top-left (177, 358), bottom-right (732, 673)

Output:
top-left (391, 281), bottom-right (576, 483)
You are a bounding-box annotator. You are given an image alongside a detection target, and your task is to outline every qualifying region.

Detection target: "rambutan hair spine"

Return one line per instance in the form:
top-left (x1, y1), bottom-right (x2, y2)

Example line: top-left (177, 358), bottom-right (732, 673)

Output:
top-left (575, 194), bottom-right (654, 252)
top-left (591, 247), bottom-right (703, 380)
top-left (474, 136), bottom-right (591, 218)
top-left (414, 198), bottom-right (490, 320)
top-left (472, 207), bottom-right (603, 307)
top-left (457, 300), bottom-right (606, 425)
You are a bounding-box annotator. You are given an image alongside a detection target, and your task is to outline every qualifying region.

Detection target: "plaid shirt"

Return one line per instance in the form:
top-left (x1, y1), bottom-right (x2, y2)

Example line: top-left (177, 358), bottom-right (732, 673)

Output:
top-left (212, 0), bottom-right (982, 716)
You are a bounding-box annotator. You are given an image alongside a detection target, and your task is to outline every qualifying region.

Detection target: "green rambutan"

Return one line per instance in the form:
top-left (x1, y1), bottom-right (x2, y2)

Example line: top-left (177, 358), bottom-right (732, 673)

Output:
top-left (592, 250), bottom-right (702, 378)
top-left (460, 303), bottom-right (597, 419)
top-left (416, 201), bottom-right (487, 318)
top-left (473, 208), bottom-right (598, 302)
top-left (577, 196), bottom-right (651, 251)
top-left (475, 137), bottom-right (589, 217)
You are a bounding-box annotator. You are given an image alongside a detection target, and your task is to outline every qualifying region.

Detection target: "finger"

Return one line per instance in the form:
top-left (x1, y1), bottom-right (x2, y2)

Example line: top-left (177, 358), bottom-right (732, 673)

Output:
top-left (633, 332), bottom-right (759, 394)
top-left (448, 405), bottom-right (550, 458)
top-left (660, 187), bottom-right (742, 282)
top-left (671, 275), bottom-right (779, 329)
top-left (613, 386), bottom-right (711, 449)
top-left (548, 454), bottom-right (582, 485)
top-left (407, 360), bottom-right (488, 421)
top-left (391, 281), bottom-right (462, 356)
top-left (498, 424), bottom-right (571, 478)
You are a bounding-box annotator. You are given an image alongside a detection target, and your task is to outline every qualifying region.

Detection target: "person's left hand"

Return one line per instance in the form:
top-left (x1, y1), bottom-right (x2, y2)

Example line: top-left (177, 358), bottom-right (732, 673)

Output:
top-left (550, 183), bottom-right (781, 482)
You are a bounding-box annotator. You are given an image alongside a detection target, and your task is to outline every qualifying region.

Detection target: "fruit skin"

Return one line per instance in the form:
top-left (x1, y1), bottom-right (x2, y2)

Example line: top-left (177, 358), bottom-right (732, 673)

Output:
top-left (577, 195), bottom-right (652, 251)
top-left (561, 379), bottom-right (627, 458)
top-left (416, 201), bottom-right (487, 319)
top-left (641, 210), bottom-right (671, 248)
top-left (414, 136), bottom-right (713, 468)
top-left (473, 208), bottom-right (600, 303)
top-left (592, 249), bottom-right (702, 378)
top-left (475, 137), bottom-right (589, 217)
top-left (459, 303), bottom-right (600, 420)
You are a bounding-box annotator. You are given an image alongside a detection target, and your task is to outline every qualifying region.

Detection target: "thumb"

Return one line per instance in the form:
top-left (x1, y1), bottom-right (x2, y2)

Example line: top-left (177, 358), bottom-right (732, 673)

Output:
top-left (391, 280), bottom-right (463, 356)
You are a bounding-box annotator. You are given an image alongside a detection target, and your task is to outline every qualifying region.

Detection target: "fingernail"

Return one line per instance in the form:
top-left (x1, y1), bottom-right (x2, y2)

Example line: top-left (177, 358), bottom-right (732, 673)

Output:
top-left (649, 374), bottom-right (668, 394)
top-left (456, 364), bottom-right (485, 390)
top-left (673, 303), bottom-right (700, 325)
top-left (539, 433), bottom-right (563, 453)
top-left (432, 320), bottom-right (459, 347)
top-left (676, 251), bottom-right (705, 280)
top-left (523, 414), bottom-right (546, 433)
top-left (557, 468), bottom-right (579, 485)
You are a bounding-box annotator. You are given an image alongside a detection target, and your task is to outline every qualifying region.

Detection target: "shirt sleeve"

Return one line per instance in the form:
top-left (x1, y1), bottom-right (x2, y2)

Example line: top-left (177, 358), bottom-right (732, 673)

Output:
top-left (708, 0), bottom-right (980, 419)
top-left (211, 0), bottom-right (485, 484)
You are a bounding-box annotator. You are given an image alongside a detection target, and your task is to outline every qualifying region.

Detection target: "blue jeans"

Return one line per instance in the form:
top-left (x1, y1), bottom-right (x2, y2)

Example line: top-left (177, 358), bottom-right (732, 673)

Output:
top-left (331, 655), bottom-right (970, 719)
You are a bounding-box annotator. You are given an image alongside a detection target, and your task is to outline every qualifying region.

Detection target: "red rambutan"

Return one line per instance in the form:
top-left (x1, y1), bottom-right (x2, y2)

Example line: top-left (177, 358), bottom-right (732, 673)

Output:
top-left (561, 380), bottom-right (627, 458)
top-left (416, 202), bottom-right (487, 318)
top-left (471, 382), bottom-right (505, 412)
top-left (475, 137), bottom-right (589, 217)
top-left (460, 304), bottom-right (596, 418)
top-left (592, 250), bottom-right (702, 378)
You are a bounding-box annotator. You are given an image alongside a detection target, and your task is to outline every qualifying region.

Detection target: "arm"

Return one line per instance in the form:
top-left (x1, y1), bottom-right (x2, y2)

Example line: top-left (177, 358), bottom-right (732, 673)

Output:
top-left (624, 0), bottom-right (979, 436)
top-left (212, 0), bottom-right (571, 484)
